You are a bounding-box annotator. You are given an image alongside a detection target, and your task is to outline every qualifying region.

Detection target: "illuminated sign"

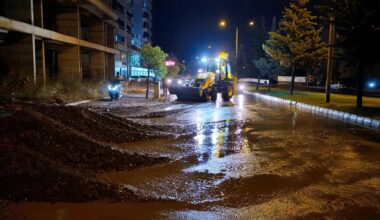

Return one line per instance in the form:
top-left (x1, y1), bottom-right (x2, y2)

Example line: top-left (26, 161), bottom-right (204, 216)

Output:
top-left (165, 60), bottom-right (176, 66)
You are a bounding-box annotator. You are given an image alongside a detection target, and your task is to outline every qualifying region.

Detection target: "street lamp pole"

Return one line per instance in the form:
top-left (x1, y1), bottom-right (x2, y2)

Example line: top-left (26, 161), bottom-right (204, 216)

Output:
top-left (235, 27), bottom-right (239, 61)
top-left (325, 1), bottom-right (336, 103)
top-left (325, 15), bottom-right (335, 103)
top-left (219, 20), bottom-right (254, 79)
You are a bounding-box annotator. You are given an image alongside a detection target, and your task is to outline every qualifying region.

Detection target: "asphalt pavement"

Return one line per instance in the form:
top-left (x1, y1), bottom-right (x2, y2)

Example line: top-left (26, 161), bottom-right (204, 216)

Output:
top-left (11, 93), bottom-right (380, 219)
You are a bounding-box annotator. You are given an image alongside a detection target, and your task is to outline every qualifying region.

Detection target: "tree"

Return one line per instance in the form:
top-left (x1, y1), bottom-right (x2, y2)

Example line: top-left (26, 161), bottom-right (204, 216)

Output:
top-left (166, 64), bottom-right (180, 78)
top-left (319, 0), bottom-right (380, 108)
top-left (140, 43), bottom-right (168, 98)
top-left (253, 57), bottom-right (282, 90)
top-left (250, 17), bottom-right (270, 78)
top-left (263, 0), bottom-right (326, 95)
top-left (178, 62), bottom-right (187, 75)
top-left (236, 44), bottom-right (249, 78)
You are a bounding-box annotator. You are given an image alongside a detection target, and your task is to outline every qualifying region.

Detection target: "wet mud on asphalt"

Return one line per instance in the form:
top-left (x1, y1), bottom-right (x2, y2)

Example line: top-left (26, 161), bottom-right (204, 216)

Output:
top-left (6, 94), bottom-right (380, 219)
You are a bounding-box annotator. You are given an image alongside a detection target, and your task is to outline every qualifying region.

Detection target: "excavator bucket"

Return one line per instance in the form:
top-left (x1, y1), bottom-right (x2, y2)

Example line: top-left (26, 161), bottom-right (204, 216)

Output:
top-left (169, 87), bottom-right (208, 101)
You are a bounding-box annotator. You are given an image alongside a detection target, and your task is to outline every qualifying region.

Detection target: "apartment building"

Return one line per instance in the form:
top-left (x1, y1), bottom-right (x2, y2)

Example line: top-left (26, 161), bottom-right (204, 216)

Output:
top-left (130, 0), bottom-right (152, 48)
top-left (0, 0), bottom-right (120, 86)
top-left (128, 0), bottom-right (153, 78)
top-left (108, 0), bottom-right (133, 78)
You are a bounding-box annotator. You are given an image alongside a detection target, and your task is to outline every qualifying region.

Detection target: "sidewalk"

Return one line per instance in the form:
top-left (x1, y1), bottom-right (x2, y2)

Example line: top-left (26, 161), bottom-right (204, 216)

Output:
top-left (249, 87), bottom-right (380, 120)
top-left (244, 89), bottom-right (380, 131)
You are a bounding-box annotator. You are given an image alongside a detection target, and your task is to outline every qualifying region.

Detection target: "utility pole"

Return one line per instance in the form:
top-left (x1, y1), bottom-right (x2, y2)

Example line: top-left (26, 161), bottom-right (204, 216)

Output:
top-left (325, 3), bottom-right (336, 103)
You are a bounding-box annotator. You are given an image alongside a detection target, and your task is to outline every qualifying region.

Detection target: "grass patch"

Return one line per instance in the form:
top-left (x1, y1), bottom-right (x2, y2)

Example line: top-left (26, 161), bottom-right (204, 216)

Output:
top-left (248, 86), bottom-right (380, 119)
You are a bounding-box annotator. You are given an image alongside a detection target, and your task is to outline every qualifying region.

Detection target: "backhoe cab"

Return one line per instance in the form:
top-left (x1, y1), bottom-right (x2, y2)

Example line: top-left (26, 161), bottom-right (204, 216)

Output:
top-left (169, 52), bottom-right (236, 102)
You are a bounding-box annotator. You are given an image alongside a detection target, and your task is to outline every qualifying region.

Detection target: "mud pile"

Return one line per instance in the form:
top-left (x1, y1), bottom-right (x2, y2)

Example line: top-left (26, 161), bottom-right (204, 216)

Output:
top-left (0, 104), bottom-right (170, 202)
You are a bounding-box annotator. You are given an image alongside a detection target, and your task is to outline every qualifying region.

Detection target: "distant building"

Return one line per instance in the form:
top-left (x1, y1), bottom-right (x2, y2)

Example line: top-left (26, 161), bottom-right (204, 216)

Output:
top-left (128, 0), bottom-right (154, 78)
top-left (0, 0), bottom-right (123, 85)
top-left (130, 0), bottom-right (152, 48)
top-left (107, 0), bottom-right (133, 78)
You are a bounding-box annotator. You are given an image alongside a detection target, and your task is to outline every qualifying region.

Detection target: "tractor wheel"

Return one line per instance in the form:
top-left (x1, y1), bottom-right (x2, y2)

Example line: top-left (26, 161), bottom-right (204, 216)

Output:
top-left (210, 89), bottom-right (217, 102)
top-left (222, 85), bottom-right (234, 101)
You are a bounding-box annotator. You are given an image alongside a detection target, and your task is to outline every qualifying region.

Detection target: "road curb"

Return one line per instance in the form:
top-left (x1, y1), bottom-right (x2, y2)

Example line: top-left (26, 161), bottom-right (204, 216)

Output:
top-left (243, 91), bottom-right (380, 131)
top-left (65, 100), bottom-right (92, 106)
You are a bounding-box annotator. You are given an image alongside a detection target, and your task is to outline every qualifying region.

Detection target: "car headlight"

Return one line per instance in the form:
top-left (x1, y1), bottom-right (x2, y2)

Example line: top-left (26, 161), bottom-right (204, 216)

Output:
top-left (166, 79), bottom-right (172, 84)
top-left (177, 79), bottom-right (183, 85)
top-left (239, 85), bottom-right (245, 90)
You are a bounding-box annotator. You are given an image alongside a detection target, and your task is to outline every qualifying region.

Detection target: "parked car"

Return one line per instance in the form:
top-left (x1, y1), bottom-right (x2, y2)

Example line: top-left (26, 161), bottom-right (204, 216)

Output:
top-left (331, 82), bottom-right (347, 90)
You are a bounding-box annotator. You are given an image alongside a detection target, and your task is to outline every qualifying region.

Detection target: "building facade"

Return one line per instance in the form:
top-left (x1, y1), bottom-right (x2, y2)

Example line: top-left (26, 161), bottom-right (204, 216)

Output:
top-left (106, 0), bottom-right (133, 78)
top-left (0, 0), bottom-right (155, 85)
top-left (0, 0), bottom-right (121, 86)
top-left (130, 0), bottom-right (152, 48)
top-left (128, 0), bottom-right (153, 78)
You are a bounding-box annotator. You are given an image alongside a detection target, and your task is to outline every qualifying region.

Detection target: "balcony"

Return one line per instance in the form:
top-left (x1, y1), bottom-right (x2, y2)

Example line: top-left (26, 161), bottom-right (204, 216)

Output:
top-left (81, 0), bottom-right (118, 21)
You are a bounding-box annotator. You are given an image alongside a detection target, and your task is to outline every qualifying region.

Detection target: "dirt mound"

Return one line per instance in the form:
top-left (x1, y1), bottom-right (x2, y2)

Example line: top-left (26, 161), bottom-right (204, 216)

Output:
top-left (28, 105), bottom-right (170, 143)
top-left (0, 104), bottom-right (171, 202)
top-left (0, 144), bottom-right (138, 202)
top-left (1, 107), bottom-right (168, 171)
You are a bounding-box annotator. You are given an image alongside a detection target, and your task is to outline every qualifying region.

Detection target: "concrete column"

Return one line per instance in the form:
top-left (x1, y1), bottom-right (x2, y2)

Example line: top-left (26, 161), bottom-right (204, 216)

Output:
top-left (89, 51), bottom-right (105, 80)
top-left (88, 18), bottom-right (105, 45)
top-left (55, 7), bottom-right (81, 78)
top-left (106, 53), bottom-right (115, 80)
top-left (30, 0), bottom-right (37, 86)
top-left (57, 46), bottom-right (81, 78)
top-left (55, 11), bottom-right (79, 38)
top-left (40, 0), bottom-right (46, 87)
top-left (87, 17), bottom-right (106, 80)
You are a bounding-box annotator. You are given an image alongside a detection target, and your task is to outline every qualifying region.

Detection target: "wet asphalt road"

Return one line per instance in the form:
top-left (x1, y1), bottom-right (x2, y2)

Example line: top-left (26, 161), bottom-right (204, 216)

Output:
top-left (13, 94), bottom-right (380, 219)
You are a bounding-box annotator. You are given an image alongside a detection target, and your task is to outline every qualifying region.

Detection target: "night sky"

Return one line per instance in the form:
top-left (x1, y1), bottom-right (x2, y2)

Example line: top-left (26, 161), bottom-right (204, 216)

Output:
top-left (152, 0), bottom-right (288, 62)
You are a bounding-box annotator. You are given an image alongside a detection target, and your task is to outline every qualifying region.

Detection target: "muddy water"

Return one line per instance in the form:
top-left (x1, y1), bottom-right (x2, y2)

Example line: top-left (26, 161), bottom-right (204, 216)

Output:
top-left (9, 94), bottom-right (380, 219)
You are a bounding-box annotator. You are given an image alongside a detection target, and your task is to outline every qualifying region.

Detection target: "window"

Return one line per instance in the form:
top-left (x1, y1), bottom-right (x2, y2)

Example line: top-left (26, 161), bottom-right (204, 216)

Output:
top-left (118, 19), bottom-right (125, 30)
top-left (112, 0), bottom-right (124, 14)
top-left (115, 34), bottom-right (125, 44)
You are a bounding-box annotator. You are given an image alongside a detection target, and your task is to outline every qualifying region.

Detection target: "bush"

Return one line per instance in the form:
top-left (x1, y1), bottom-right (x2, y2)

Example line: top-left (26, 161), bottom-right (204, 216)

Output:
top-left (0, 74), bottom-right (106, 103)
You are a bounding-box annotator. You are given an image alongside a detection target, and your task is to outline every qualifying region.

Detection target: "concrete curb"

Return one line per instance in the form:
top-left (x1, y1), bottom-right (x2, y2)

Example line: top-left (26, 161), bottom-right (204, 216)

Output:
top-left (243, 91), bottom-right (380, 131)
top-left (66, 100), bottom-right (92, 106)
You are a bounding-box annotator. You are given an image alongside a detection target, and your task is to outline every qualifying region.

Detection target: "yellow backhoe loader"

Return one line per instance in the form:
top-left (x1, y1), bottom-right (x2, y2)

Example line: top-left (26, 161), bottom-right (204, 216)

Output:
top-left (169, 52), bottom-right (236, 101)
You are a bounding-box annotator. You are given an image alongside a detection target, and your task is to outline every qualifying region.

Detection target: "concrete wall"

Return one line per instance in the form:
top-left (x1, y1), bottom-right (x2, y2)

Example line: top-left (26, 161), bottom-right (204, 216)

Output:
top-left (57, 45), bottom-right (80, 78)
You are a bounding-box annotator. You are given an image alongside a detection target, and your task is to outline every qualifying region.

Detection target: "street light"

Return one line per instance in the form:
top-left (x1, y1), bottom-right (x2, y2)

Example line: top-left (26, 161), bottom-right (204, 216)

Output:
top-left (219, 20), bottom-right (226, 28)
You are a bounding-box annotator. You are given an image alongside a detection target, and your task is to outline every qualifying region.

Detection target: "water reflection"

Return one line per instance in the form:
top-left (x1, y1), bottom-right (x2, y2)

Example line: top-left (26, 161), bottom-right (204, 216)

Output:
top-left (292, 112), bottom-right (298, 127)
top-left (191, 95), bottom-right (251, 161)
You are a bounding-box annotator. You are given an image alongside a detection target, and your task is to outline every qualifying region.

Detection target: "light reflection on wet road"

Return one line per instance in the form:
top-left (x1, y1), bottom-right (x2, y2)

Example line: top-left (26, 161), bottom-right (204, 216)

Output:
top-left (12, 94), bottom-right (380, 219)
